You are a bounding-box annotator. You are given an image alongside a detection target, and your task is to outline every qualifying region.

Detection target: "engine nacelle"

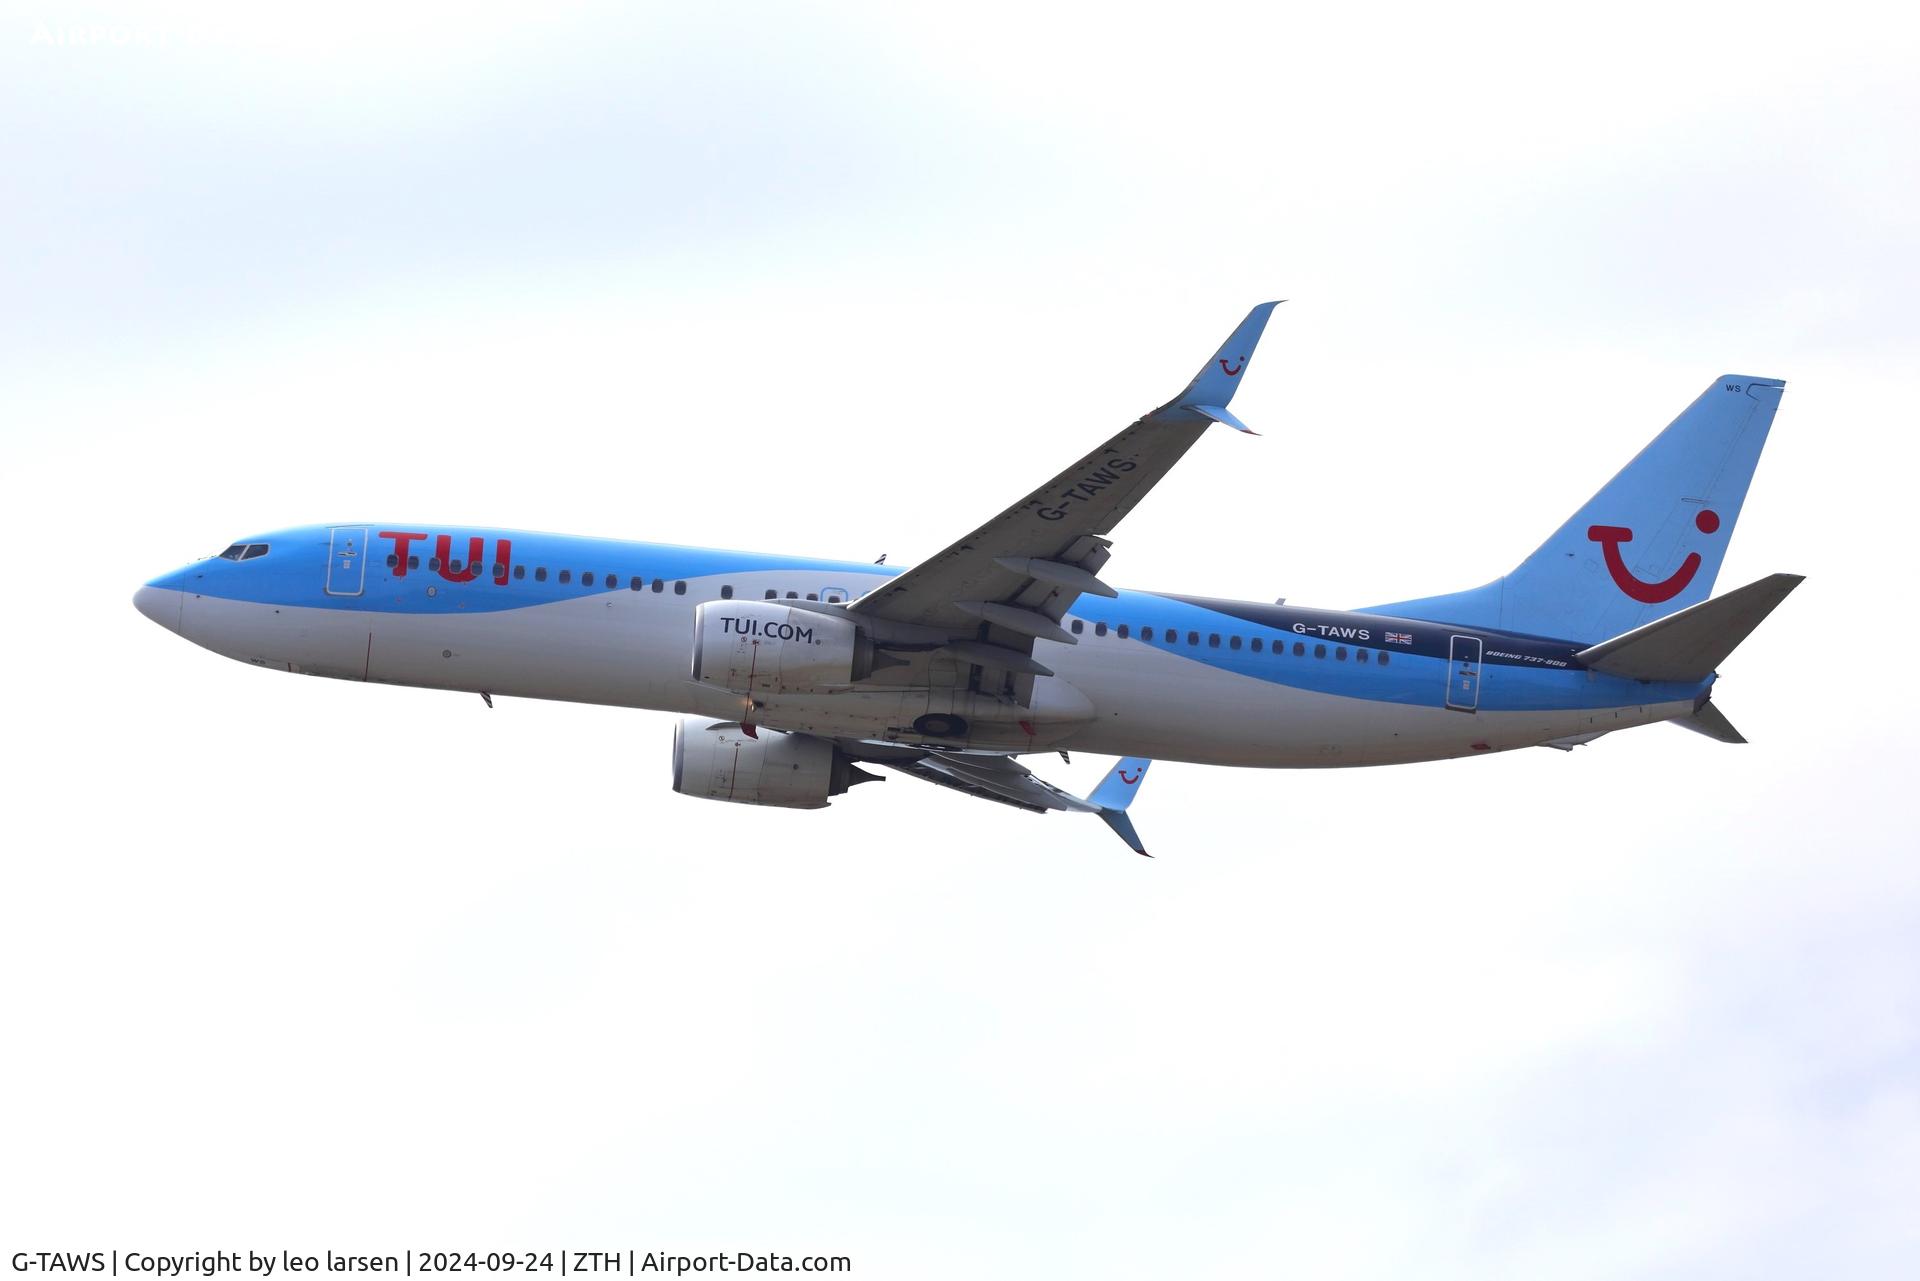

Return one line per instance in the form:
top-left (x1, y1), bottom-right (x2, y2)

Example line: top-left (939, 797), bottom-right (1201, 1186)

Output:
top-left (690, 600), bottom-right (877, 695)
top-left (671, 717), bottom-right (878, 809)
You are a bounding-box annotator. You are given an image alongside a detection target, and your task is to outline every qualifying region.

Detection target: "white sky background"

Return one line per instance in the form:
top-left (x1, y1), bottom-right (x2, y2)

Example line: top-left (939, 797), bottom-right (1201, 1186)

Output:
top-left (3, 1), bottom-right (1917, 1275)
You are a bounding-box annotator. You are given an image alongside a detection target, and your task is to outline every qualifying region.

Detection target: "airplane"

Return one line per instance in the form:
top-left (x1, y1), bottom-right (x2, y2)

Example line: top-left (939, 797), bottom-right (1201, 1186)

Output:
top-left (132, 303), bottom-right (1800, 855)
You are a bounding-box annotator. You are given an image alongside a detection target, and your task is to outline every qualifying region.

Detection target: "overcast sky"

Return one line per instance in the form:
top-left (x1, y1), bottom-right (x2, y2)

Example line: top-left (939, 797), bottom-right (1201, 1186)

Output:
top-left (3, 2), bottom-right (1917, 1276)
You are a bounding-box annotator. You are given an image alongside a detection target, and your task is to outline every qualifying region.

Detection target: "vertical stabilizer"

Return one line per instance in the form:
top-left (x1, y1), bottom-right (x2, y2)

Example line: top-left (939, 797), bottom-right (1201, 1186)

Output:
top-left (1369, 377), bottom-right (1785, 641)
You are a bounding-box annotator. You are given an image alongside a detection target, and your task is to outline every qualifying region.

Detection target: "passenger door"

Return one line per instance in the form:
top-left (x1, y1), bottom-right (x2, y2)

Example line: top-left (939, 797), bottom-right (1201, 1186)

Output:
top-left (1445, 634), bottom-right (1482, 712)
top-left (325, 526), bottom-right (369, 596)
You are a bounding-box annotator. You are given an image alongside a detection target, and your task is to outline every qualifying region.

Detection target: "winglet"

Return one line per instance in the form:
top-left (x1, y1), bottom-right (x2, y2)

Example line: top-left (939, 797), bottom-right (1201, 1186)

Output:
top-left (1193, 404), bottom-right (1258, 435)
top-left (1086, 757), bottom-right (1153, 856)
top-left (1160, 301), bottom-right (1282, 421)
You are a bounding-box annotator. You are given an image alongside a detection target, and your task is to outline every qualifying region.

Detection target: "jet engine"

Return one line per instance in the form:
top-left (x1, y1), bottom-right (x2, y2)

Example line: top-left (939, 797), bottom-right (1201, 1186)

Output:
top-left (690, 600), bottom-right (881, 695)
top-left (671, 717), bottom-right (881, 809)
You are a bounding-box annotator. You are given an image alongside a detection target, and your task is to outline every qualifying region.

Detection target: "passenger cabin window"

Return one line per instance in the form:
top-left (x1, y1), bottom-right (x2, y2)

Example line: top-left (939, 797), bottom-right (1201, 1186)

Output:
top-left (1188, 631), bottom-right (1199, 645)
top-left (721, 586), bottom-right (734, 600)
top-left (449, 560), bottom-right (463, 573)
top-left (1116, 624), bottom-right (1130, 639)
top-left (1229, 635), bottom-right (1242, 651)
top-left (1336, 646), bottom-right (1347, 661)
top-left (535, 567), bottom-right (548, 582)
top-left (491, 563), bottom-right (504, 579)
top-left (1251, 637), bottom-right (1263, 653)
top-left (674, 581), bottom-right (686, 595)
top-left (1293, 641), bottom-right (1305, 656)
top-left (606, 574), bottom-right (618, 589)
top-left (428, 557), bottom-right (441, 571)
top-left (1378, 651), bottom-right (1390, 666)
top-left (631, 578), bottom-right (644, 591)
top-left (408, 555), bottom-right (420, 570)
top-left (765, 589), bottom-right (778, 599)
top-left (1208, 633), bottom-right (1220, 648)
top-left (1142, 627), bottom-right (1154, 641)
top-left (514, 565), bottom-right (525, 580)
top-left (1356, 649), bottom-right (1369, 664)
top-left (581, 572), bottom-right (594, 586)
top-left (1071, 620), bottom-right (1084, 634)
top-left (1094, 622), bottom-right (1107, 637)
top-left (386, 554), bottom-right (397, 568)
top-left (1314, 644), bottom-right (1327, 659)
top-left (653, 579), bottom-right (666, 593)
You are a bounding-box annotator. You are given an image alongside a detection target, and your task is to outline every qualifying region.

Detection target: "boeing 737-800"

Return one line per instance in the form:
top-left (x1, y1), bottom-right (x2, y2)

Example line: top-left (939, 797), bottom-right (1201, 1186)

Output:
top-left (133, 304), bottom-right (1800, 854)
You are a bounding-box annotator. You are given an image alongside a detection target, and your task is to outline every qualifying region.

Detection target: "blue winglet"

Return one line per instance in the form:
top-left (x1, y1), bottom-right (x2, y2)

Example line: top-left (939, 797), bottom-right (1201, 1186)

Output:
top-left (1163, 301), bottom-right (1281, 420)
top-left (1088, 756), bottom-right (1152, 809)
top-left (1192, 404), bottom-right (1258, 435)
top-left (1086, 757), bottom-right (1154, 857)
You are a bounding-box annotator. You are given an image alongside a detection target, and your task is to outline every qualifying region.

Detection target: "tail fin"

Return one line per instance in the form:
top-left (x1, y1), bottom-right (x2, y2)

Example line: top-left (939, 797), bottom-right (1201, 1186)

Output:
top-left (1086, 757), bottom-right (1153, 857)
top-left (1370, 377), bottom-right (1786, 641)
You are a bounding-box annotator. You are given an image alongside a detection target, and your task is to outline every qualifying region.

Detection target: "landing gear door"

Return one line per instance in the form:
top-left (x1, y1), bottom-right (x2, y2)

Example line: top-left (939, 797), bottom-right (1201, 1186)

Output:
top-left (326, 526), bottom-right (369, 597)
top-left (1446, 634), bottom-right (1482, 712)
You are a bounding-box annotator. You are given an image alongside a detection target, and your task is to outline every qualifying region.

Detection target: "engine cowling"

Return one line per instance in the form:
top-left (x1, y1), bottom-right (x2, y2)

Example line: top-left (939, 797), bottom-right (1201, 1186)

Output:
top-left (671, 716), bottom-right (878, 809)
top-left (690, 600), bottom-right (877, 694)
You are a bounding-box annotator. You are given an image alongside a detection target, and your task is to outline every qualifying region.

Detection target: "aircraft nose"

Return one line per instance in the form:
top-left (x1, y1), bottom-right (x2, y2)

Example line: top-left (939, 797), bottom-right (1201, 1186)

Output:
top-left (133, 584), bottom-right (183, 633)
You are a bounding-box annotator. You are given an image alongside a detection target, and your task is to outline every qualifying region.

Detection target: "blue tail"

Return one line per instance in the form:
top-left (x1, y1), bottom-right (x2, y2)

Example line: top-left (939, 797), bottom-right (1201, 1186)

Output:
top-left (1368, 376), bottom-right (1786, 642)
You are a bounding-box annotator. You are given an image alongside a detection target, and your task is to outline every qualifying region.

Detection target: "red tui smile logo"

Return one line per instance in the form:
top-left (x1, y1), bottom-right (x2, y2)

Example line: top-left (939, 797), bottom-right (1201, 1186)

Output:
top-left (1218, 358), bottom-right (1244, 376)
top-left (1588, 509), bottom-right (1720, 603)
top-left (1117, 767), bottom-right (1142, 785)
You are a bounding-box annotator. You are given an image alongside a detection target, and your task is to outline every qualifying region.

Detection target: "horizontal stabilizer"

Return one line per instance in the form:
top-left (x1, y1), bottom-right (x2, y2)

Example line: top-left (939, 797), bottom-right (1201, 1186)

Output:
top-left (1672, 698), bottom-right (1747, 744)
top-left (1575, 573), bottom-right (1803, 682)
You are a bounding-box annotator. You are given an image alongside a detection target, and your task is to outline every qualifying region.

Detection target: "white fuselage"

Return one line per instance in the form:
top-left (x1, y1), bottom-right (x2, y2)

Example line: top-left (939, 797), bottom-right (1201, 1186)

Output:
top-left (144, 561), bottom-right (1695, 769)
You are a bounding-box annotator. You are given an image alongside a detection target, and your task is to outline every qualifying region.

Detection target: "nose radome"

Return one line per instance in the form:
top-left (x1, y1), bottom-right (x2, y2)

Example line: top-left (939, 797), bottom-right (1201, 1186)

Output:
top-left (134, 585), bottom-right (182, 633)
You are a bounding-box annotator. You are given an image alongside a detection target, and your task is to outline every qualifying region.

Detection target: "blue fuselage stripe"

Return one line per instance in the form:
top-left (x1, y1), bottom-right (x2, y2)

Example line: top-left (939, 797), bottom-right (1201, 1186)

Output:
top-left (149, 523), bottom-right (1705, 714)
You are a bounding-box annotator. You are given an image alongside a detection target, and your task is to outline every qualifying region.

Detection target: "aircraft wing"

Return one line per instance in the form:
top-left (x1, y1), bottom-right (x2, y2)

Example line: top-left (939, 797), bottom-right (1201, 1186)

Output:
top-left (846, 303), bottom-right (1281, 660)
top-left (874, 751), bottom-right (1157, 855)
top-left (881, 751), bottom-right (1102, 814)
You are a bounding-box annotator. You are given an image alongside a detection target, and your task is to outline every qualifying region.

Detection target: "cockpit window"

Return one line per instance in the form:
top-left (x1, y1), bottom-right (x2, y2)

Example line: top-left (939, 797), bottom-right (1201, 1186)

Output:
top-left (218, 544), bottom-right (247, 560)
top-left (242, 543), bottom-right (269, 560)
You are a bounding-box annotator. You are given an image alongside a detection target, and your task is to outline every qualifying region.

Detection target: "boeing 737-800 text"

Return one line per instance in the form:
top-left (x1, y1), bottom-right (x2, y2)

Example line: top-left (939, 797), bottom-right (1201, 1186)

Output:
top-left (133, 304), bottom-right (1800, 854)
